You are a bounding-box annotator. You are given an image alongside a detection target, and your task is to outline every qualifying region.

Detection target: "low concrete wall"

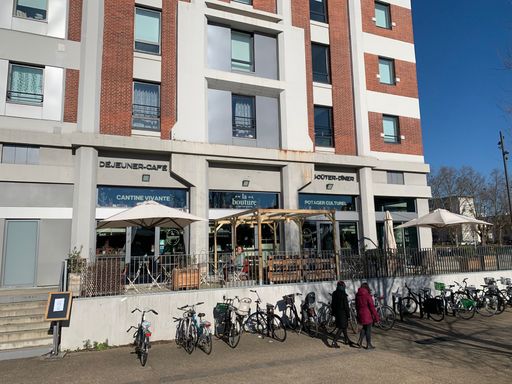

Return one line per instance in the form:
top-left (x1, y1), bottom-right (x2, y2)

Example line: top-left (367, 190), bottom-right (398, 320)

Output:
top-left (61, 270), bottom-right (511, 350)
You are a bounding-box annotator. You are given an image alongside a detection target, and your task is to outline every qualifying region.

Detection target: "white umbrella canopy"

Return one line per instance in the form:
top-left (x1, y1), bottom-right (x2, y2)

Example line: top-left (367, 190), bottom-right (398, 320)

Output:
top-left (97, 200), bottom-right (207, 229)
top-left (395, 208), bottom-right (492, 229)
top-left (384, 211), bottom-right (397, 250)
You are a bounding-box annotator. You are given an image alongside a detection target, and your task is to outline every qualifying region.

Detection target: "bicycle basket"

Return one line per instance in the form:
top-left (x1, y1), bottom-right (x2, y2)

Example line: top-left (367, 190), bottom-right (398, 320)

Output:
top-left (214, 302), bottom-right (228, 316)
top-left (484, 277), bottom-right (495, 285)
top-left (235, 298), bottom-right (252, 316)
top-left (424, 298), bottom-right (443, 315)
top-left (460, 298), bottom-right (475, 309)
top-left (501, 277), bottom-right (512, 285)
top-left (283, 294), bottom-right (294, 305)
top-left (434, 282), bottom-right (445, 291)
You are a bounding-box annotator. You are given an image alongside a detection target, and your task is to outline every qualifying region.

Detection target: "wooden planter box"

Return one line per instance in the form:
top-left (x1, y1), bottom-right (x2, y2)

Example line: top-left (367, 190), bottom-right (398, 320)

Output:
top-left (172, 268), bottom-right (200, 290)
top-left (268, 257), bottom-right (301, 283)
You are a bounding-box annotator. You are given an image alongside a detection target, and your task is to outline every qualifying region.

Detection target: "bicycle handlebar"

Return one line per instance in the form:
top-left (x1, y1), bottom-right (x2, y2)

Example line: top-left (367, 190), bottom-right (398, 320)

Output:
top-left (131, 308), bottom-right (142, 313)
top-left (126, 325), bottom-right (137, 332)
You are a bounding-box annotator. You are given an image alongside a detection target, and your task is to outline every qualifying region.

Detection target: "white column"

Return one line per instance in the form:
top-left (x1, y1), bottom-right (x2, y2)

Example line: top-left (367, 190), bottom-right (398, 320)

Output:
top-left (359, 167), bottom-right (378, 249)
top-left (416, 198), bottom-right (432, 248)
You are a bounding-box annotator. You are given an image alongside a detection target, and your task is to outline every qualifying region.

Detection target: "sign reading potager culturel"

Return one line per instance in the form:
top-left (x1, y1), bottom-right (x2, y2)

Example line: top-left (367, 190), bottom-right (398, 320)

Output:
top-left (97, 186), bottom-right (187, 208)
top-left (209, 191), bottom-right (279, 209)
top-left (299, 193), bottom-right (356, 211)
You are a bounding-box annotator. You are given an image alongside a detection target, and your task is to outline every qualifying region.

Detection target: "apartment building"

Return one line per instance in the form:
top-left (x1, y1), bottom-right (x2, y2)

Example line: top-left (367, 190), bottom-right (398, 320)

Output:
top-left (0, 0), bottom-right (431, 288)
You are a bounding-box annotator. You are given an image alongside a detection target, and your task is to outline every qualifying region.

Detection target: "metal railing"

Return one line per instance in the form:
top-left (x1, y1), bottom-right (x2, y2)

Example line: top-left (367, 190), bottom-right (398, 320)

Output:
top-left (132, 104), bottom-right (160, 131)
top-left (232, 115), bottom-right (256, 138)
top-left (66, 246), bottom-right (512, 298)
top-left (7, 90), bottom-right (43, 104)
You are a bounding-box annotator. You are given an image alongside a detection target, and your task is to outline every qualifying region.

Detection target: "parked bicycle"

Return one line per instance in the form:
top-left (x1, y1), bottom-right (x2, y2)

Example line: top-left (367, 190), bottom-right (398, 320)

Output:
top-left (214, 295), bottom-right (251, 348)
top-left (499, 277), bottom-right (512, 306)
top-left (244, 290), bottom-right (286, 342)
top-left (126, 307), bottom-right (158, 366)
top-left (281, 293), bottom-right (303, 331)
top-left (174, 302), bottom-right (212, 354)
top-left (433, 280), bottom-right (475, 320)
top-left (456, 278), bottom-right (497, 318)
top-left (373, 294), bottom-right (396, 330)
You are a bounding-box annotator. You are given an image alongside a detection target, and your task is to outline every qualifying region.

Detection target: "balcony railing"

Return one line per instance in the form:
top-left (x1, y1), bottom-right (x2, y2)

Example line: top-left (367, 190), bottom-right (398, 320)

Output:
top-left (315, 128), bottom-right (333, 147)
top-left (232, 115), bottom-right (256, 139)
top-left (6, 90), bottom-right (43, 104)
top-left (132, 104), bottom-right (160, 131)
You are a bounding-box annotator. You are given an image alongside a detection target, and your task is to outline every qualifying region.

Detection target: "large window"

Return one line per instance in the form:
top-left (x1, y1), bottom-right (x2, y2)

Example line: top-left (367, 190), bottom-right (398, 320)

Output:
top-left (7, 63), bottom-right (44, 104)
top-left (379, 57), bottom-right (395, 85)
top-left (310, 0), bottom-right (328, 23)
top-left (312, 44), bottom-right (331, 83)
top-left (314, 106), bottom-right (333, 147)
top-left (132, 81), bottom-right (160, 131)
top-left (383, 115), bottom-right (399, 143)
top-left (1, 145), bottom-right (39, 165)
top-left (375, 196), bottom-right (416, 212)
top-left (375, 1), bottom-right (391, 29)
top-left (231, 31), bottom-right (254, 72)
top-left (134, 7), bottom-right (161, 54)
top-left (232, 94), bottom-right (256, 138)
top-left (14, 0), bottom-right (47, 21)
top-left (387, 171), bottom-right (404, 185)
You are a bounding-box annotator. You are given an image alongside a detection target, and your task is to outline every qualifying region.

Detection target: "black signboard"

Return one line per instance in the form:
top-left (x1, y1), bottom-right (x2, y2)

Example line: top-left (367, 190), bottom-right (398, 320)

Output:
top-left (299, 193), bottom-right (356, 211)
top-left (97, 186), bottom-right (187, 208)
top-left (45, 292), bottom-right (72, 321)
top-left (209, 191), bottom-right (279, 209)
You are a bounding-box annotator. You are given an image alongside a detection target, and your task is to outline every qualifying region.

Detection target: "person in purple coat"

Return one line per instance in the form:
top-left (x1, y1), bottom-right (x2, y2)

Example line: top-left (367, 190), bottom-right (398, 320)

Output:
top-left (355, 282), bottom-right (380, 349)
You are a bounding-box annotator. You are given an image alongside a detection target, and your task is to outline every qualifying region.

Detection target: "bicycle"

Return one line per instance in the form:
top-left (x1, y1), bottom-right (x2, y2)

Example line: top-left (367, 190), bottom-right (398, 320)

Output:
top-left (299, 291), bottom-right (328, 337)
top-left (373, 294), bottom-right (396, 330)
top-left (317, 294), bottom-right (336, 335)
top-left (281, 293), bottom-right (303, 331)
top-left (126, 307), bottom-right (158, 366)
top-left (481, 277), bottom-right (506, 315)
top-left (244, 289), bottom-right (286, 342)
top-left (214, 295), bottom-right (250, 348)
top-left (457, 279), bottom-right (496, 317)
top-left (498, 277), bottom-right (512, 307)
top-left (174, 302), bottom-right (212, 355)
top-left (348, 298), bottom-right (358, 334)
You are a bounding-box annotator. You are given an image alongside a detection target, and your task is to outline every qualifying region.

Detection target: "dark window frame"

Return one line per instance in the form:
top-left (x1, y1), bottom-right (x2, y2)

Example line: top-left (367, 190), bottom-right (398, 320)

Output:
top-left (132, 80), bottom-right (161, 131)
top-left (232, 94), bottom-right (257, 139)
top-left (310, 0), bottom-right (328, 23)
top-left (312, 43), bottom-right (331, 84)
top-left (378, 56), bottom-right (395, 85)
top-left (13, 0), bottom-right (48, 22)
top-left (134, 6), bottom-right (162, 55)
top-left (375, 1), bottom-right (392, 29)
top-left (7, 62), bottom-right (44, 105)
top-left (232, 0), bottom-right (253, 5)
top-left (314, 105), bottom-right (334, 148)
top-left (382, 114), bottom-right (400, 144)
top-left (375, 196), bottom-right (416, 213)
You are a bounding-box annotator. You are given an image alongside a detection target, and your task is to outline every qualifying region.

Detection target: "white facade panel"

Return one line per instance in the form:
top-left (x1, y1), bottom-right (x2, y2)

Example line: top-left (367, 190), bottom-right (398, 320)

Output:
top-left (136, 0), bottom-right (163, 9)
top-left (313, 84), bottom-right (332, 107)
top-left (42, 66), bottom-right (63, 121)
top-left (47, 0), bottom-right (67, 39)
top-left (385, 0), bottom-right (411, 9)
top-left (370, 151), bottom-right (425, 163)
top-left (133, 56), bottom-right (162, 82)
top-left (310, 22), bottom-right (329, 45)
top-left (0, 60), bottom-right (8, 115)
top-left (363, 33), bottom-right (416, 63)
top-left (366, 91), bottom-right (420, 119)
top-left (0, 0), bottom-right (13, 30)
top-left (5, 103), bottom-right (43, 119)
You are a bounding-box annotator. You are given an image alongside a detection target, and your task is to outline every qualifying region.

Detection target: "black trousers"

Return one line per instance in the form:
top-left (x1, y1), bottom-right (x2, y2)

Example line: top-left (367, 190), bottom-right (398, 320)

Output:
top-left (359, 324), bottom-right (372, 345)
top-left (333, 326), bottom-right (350, 344)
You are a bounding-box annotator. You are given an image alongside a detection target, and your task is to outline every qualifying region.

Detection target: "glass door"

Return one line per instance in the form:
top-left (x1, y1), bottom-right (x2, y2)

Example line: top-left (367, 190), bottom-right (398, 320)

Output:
top-left (2, 220), bottom-right (38, 287)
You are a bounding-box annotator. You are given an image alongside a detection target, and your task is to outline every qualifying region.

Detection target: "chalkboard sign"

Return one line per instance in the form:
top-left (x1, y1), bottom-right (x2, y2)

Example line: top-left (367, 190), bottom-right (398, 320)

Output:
top-left (45, 292), bottom-right (72, 321)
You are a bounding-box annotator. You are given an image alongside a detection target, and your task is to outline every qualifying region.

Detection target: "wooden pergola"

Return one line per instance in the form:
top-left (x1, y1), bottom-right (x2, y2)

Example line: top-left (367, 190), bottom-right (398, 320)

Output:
top-left (213, 208), bottom-right (341, 283)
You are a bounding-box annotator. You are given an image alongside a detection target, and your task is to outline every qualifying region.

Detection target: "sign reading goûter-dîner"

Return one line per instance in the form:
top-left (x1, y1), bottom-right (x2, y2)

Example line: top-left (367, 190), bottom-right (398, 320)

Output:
top-left (314, 173), bottom-right (356, 182)
top-left (98, 160), bottom-right (168, 172)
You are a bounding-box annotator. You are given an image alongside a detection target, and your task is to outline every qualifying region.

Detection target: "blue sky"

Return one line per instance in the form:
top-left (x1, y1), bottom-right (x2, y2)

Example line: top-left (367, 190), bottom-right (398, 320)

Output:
top-left (412, 0), bottom-right (512, 174)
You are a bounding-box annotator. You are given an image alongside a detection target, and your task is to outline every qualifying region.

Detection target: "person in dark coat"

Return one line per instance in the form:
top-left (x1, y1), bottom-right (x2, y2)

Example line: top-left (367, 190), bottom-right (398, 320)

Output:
top-left (330, 281), bottom-right (354, 348)
top-left (355, 282), bottom-right (380, 349)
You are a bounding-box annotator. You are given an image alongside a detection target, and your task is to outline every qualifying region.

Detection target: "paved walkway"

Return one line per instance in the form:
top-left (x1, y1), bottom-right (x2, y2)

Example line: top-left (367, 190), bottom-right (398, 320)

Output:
top-left (1, 311), bottom-right (511, 384)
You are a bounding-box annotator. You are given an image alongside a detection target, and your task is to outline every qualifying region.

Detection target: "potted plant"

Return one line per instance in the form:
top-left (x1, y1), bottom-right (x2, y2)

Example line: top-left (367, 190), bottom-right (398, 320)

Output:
top-left (68, 245), bottom-right (84, 297)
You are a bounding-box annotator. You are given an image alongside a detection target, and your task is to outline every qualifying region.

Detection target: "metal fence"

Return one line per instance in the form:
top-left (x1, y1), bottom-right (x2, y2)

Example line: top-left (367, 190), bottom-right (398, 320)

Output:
top-left (66, 246), bottom-right (512, 298)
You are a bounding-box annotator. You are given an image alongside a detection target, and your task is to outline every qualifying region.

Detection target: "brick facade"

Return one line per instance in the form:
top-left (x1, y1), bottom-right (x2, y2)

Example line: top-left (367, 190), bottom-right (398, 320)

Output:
top-left (364, 53), bottom-right (418, 98)
top-left (63, 69), bottom-right (79, 123)
top-left (67, 0), bottom-right (82, 42)
top-left (369, 112), bottom-right (423, 155)
top-left (291, 0), bottom-right (315, 144)
top-left (100, 0), bottom-right (135, 136)
top-left (328, 0), bottom-right (356, 155)
top-left (361, 0), bottom-right (414, 43)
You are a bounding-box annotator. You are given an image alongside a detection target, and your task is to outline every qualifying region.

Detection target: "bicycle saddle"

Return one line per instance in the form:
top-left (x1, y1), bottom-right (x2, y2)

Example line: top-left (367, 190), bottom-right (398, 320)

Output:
top-left (198, 312), bottom-right (205, 318)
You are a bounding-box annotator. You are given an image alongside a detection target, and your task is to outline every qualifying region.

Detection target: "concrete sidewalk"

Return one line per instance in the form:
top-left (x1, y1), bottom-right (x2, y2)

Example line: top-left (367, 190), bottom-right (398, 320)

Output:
top-left (1, 311), bottom-right (511, 384)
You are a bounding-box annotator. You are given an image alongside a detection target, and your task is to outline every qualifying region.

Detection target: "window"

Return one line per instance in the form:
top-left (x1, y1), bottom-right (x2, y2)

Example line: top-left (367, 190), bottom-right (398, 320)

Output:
top-left (231, 31), bottom-right (253, 72)
top-left (233, 0), bottom-right (252, 4)
top-left (379, 57), bottom-right (395, 85)
top-left (310, 0), bottom-right (328, 23)
top-left (134, 7), bottom-right (161, 54)
top-left (14, 0), bottom-right (47, 21)
top-left (312, 44), bottom-right (330, 84)
top-left (383, 115), bottom-right (399, 143)
top-left (232, 95), bottom-right (256, 138)
top-left (1, 145), bottom-right (40, 164)
top-left (314, 106), bottom-right (333, 147)
top-left (375, 1), bottom-right (391, 29)
top-left (7, 63), bottom-right (44, 104)
top-left (132, 81), bottom-right (160, 131)
top-left (374, 196), bottom-right (416, 212)
top-left (387, 171), bottom-right (404, 185)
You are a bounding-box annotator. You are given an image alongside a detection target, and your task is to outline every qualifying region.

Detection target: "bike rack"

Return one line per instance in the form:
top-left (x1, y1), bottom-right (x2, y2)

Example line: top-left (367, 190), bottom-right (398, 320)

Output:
top-left (392, 292), bottom-right (404, 322)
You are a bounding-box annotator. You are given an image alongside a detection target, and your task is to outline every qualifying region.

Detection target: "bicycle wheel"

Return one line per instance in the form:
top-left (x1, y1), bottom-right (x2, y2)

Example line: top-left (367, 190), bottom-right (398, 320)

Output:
top-left (428, 297), bottom-right (445, 322)
top-left (271, 315), bottom-right (287, 342)
top-left (377, 306), bottom-right (396, 330)
top-left (323, 313), bottom-right (336, 335)
top-left (244, 312), bottom-right (266, 335)
top-left (400, 296), bottom-right (418, 317)
top-left (282, 306), bottom-right (299, 330)
top-left (175, 321), bottom-right (183, 346)
top-left (139, 336), bottom-right (149, 367)
top-left (349, 310), bottom-right (358, 334)
top-left (199, 332), bottom-right (212, 355)
top-left (475, 293), bottom-right (497, 317)
top-left (228, 318), bottom-right (242, 348)
top-left (184, 323), bottom-right (197, 354)
top-left (453, 292), bottom-right (475, 320)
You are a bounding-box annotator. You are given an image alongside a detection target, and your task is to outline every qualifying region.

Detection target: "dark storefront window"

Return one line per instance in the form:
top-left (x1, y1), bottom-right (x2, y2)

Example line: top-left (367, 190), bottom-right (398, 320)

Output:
top-left (299, 193), bottom-right (356, 211)
top-left (374, 196), bottom-right (415, 212)
top-left (97, 186), bottom-right (187, 208)
top-left (377, 223), bottom-right (418, 249)
top-left (303, 221), bottom-right (359, 251)
top-left (209, 191), bottom-right (279, 209)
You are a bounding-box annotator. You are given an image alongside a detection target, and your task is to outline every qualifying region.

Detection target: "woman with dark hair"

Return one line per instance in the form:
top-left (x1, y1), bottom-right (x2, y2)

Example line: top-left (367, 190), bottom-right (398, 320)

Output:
top-left (331, 280), bottom-right (354, 348)
top-left (355, 282), bottom-right (380, 349)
